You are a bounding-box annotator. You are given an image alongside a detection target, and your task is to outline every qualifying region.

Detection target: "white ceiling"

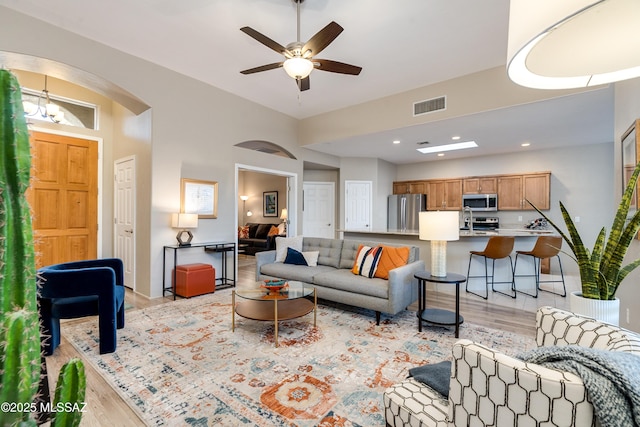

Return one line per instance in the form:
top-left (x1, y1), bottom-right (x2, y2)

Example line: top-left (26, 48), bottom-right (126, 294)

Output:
top-left (0, 0), bottom-right (614, 164)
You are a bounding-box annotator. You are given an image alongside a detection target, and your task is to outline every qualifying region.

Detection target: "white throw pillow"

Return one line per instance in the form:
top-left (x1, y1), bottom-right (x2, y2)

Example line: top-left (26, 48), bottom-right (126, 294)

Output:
top-left (275, 235), bottom-right (303, 263)
top-left (302, 251), bottom-right (319, 267)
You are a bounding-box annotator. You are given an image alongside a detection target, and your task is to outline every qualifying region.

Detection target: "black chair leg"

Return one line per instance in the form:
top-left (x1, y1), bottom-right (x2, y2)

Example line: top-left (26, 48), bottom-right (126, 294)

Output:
top-left (466, 254), bottom-right (488, 299)
top-left (491, 256), bottom-right (516, 298)
top-left (514, 254), bottom-right (566, 297)
top-left (536, 255), bottom-right (567, 297)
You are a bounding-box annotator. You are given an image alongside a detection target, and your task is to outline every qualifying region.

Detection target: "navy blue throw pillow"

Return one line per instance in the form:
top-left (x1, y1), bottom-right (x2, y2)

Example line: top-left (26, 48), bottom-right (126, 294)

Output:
top-left (284, 247), bottom-right (308, 266)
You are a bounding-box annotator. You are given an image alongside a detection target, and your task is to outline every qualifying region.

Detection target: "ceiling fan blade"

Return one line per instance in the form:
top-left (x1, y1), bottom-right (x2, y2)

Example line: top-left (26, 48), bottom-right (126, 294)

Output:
top-left (313, 59), bottom-right (362, 75)
top-left (298, 76), bottom-right (310, 91)
top-left (302, 21), bottom-right (343, 57)
top-left (240, 62), bottom-right (283, 75)
top-left (240, 26), bottom-right (287, 55)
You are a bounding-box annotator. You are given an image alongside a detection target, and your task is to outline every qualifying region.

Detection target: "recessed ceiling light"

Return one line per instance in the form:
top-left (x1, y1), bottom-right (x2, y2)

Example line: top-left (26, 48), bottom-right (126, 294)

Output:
top-left (521, 142), bottom-right (531, 147)
top-left (416, 141), bottom-right (478, 154)
top-left (437, 153), bottom-right (445, 157)
top-left (452, 136), bottom-right (461, 140)
top-left (392, 140), bottom-right (401, 144)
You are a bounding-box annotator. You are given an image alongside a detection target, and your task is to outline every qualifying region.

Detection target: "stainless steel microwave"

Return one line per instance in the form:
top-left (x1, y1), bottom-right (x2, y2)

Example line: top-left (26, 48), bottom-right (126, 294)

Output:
top-left (462, 194), bottom-right (498, 211)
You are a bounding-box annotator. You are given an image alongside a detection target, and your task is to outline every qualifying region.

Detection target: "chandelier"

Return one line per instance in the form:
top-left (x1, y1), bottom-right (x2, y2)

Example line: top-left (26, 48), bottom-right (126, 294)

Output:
top-left (22, 75), bottom-right (65, 123)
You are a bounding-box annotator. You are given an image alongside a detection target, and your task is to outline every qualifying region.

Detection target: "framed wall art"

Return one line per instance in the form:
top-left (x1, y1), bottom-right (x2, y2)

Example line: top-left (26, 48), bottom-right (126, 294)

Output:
top-left (263, 191), bottom-right (278, 217)
top-left (181, 178), bottom-right (218, 219)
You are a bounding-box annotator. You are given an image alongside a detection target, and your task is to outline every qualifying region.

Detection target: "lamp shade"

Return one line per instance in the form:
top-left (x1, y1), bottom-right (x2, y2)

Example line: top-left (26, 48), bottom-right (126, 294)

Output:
top-left (240, 195), bottom-right (249, 201)
top-left (283, 57), bottom-right (314, 79)
top-left (419, 211), bottom-right (459, 241)
top-left (171, 213), bottom-right (198, 229)
top-left (507, 0), bottom-right (640, 89)
top-left (280, 208), bottom-right (288, 220)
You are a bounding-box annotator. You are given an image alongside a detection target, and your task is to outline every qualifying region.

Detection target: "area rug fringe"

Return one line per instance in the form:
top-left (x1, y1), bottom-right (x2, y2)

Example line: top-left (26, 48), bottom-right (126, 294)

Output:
top-left (64, 289), bottom-right (533, 426)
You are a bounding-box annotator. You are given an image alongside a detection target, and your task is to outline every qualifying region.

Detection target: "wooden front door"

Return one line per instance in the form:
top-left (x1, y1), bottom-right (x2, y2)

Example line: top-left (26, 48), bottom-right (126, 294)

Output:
top-left (27, 131), bottom-right (98, 268)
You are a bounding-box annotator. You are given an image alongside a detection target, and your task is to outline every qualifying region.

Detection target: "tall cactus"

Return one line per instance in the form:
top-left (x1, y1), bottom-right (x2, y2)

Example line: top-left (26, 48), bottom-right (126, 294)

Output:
top-left (51, 359), bottom-right (86, 427)
top-left (0, 69), bottom-right (41, 427)
top-left (0, 69), bottom-right (85, 426)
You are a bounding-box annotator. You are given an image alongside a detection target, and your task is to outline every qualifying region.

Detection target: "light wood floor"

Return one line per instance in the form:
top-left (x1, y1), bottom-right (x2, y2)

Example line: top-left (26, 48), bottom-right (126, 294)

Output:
top-left (44, 254), bottom-right (575, 426)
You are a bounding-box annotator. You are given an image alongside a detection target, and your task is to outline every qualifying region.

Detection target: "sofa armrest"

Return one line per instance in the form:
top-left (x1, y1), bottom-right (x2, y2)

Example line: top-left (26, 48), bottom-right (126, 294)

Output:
top-left (255, 250), bottom-right (276, 281)
top-left (448, 339), bottom-right (594, 427)
top-left (535, 306), bottom-right (640, 353)
top-left (266, 234), bottom-right (285, 250)
top-left (387, 260), bottom-right (424, 313)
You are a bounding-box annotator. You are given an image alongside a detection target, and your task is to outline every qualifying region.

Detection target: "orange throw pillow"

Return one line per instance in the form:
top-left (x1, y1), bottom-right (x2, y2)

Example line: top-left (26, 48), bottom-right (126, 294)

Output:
top-left (238, 225), bottom-right (249, 239)
top-left (374, 246), bottom-right (410, 279)
top-left (268, 225), bottom-right (280, 236)
top-left (351, 245), bottom-right (383, 278)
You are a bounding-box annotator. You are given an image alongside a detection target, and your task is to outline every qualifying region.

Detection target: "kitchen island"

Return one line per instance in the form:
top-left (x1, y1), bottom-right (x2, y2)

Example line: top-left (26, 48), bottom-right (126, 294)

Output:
top-left (339, 228), bottom-right (568, 295)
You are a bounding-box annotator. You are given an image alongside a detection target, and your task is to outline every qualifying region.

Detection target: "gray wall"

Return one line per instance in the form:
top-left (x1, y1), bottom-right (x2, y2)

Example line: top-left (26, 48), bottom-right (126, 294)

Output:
top-left (0, 7), bottom-right (334, 298)
top-left (614, 78), bottom-right (640, 331)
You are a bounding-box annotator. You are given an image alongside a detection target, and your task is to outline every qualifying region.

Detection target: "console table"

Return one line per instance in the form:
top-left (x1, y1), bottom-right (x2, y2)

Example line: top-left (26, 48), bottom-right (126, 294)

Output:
top-left (163, 241), bottom-right (237, 299)
top-left (415, 271), bottom-right (466, 338)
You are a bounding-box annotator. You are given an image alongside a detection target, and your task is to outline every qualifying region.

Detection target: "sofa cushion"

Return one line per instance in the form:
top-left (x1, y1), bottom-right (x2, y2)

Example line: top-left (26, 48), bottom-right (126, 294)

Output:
top-left (268, 225), bottom-right (280, 236)
top-left (284, 248), bottom-right (308, 266)
top-left (340, 240), bottom-right (418, 269)
top-left (302, 237), bottom-right (343, 268)
top-left (247, 223), bottom-right (260, 238)
top-left (302, 251), bottom-right (319, 267)
top-left (255, 223), bottom-right (273, 239)
top-left (260, 263), bottom-right (335, 283)
top-left (239, 238), bottom-right (269, 249)
top-left (313, 269), bottom-right (389, 299)
top-left (238, 225), bottom-right (249, 239)
top-left (275, 236), bottom-right (304, 262)
top-left (351, 245), bottom-right (383, 278)
top-left (374, 246), bottom-right (410, 280)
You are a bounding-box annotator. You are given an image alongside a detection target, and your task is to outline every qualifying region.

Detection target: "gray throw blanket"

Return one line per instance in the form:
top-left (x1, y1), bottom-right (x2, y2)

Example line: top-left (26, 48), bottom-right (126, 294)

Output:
top-left (518, 346), bottom-right (640, 427)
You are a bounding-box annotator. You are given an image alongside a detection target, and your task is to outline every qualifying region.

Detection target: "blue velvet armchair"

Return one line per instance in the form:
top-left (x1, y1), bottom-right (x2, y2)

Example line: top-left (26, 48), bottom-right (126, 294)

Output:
top-left (37, 258), bottom-right (126, 355)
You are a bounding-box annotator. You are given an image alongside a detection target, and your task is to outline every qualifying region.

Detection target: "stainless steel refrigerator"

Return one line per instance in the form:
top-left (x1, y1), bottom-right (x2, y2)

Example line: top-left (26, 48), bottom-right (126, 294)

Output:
top-left (387, 194), bottom-right (427, 232)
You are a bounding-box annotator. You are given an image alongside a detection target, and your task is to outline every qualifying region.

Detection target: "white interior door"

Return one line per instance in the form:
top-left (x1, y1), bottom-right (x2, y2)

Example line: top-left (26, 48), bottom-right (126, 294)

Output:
top-left (114, 156), bottom-right (136, 290)
top-left (303, 182), bottom-right (335, 238)
top-left (345, 180), bottom-right (372, 231)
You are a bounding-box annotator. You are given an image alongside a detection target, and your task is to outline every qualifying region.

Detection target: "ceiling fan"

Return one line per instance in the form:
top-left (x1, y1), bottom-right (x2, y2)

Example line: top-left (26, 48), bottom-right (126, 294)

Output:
top-left (239, 0), bottom-right (362, 91)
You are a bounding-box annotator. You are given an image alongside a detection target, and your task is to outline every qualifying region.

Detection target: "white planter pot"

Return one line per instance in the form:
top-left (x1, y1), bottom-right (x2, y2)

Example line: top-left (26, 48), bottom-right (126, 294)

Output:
top-left (569, 291), bottom-right (620, 326)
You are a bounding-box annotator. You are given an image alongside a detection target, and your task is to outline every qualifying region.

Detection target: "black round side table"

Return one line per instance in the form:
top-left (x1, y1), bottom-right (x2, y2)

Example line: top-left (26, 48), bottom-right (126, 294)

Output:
top-left (415, 271), bottom-right (466, 338)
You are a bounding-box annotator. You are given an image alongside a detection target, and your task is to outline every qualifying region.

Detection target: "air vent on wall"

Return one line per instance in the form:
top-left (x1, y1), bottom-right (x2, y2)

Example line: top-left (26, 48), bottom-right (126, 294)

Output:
top-left (413, 96), bottom-right (446, 116)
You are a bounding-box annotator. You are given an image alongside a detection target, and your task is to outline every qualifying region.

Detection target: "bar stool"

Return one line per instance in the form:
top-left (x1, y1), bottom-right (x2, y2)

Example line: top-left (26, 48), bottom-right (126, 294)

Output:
top-left (513, 235), bottom-right (566, 297)
top-left (466, 236), bottom-right (516, 299)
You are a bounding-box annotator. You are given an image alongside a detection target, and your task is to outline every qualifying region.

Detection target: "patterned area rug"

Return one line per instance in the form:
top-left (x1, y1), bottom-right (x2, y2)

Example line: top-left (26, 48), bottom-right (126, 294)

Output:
top-left (64, 289), bottom-right (534, 426)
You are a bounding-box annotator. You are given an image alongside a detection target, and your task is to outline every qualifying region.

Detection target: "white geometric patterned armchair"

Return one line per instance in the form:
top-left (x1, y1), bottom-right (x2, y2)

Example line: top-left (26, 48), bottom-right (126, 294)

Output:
top-left (384, 306), bottom-right (640, 427)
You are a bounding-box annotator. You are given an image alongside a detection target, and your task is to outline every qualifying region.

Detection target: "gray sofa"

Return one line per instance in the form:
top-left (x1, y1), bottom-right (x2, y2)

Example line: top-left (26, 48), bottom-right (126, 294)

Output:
top-left (255, 237), bottom-right (424, 324)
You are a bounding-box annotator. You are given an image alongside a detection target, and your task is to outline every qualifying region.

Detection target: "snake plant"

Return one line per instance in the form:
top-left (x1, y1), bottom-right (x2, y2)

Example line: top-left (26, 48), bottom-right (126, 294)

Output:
top-left (530, 161), bottom-right (640, 300)
top-left (0, 69), bottom-right (86, 426)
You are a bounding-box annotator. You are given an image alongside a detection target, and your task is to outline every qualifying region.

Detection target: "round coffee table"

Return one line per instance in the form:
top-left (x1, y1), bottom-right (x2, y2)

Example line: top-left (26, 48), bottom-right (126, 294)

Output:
top-left (232, 281), bottom-right (316, 347)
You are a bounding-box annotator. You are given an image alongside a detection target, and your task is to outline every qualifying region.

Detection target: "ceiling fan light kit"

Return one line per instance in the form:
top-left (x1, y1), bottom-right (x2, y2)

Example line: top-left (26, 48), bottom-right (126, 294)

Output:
top-left (240, 0), bottom-right (361, 91)
top-left (283, 57), bottom-right (314, 79)
top-left (507, 0), bottom-right (640, 89)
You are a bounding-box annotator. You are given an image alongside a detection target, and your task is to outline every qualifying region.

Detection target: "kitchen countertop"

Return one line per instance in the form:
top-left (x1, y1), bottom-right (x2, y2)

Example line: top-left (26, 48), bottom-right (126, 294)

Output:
top-left (340, 228), bottom-right (556, 238)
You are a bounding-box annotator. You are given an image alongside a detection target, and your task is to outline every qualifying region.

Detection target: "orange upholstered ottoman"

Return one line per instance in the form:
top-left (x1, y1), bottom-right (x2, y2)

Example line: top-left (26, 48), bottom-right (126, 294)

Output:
top-left (173, 263), bottom-right (215, 298)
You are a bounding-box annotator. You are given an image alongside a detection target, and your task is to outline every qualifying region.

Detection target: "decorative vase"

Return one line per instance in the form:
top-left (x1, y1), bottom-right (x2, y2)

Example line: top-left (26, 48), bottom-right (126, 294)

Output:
top-left (569, 291), bottom-right (620, 326)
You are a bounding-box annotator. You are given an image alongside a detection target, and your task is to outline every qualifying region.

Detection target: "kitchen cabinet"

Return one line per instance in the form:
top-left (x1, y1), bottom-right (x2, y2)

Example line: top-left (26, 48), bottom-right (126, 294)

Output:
top-left (393, 181), bottom-right (426, 195)
top-left (427, 179), bottom-right (462, 210)
top-left (463, 177), bottom-right (497, 194)
top-left (498, 173), bottom-right (550, 210)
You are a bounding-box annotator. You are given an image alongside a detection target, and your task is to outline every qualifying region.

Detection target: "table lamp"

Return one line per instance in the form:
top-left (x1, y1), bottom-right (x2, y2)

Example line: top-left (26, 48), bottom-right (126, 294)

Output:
top-left (419, 211), bottom-right (460, 277)
top-left (171, 213), bottom-right (198, 246)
